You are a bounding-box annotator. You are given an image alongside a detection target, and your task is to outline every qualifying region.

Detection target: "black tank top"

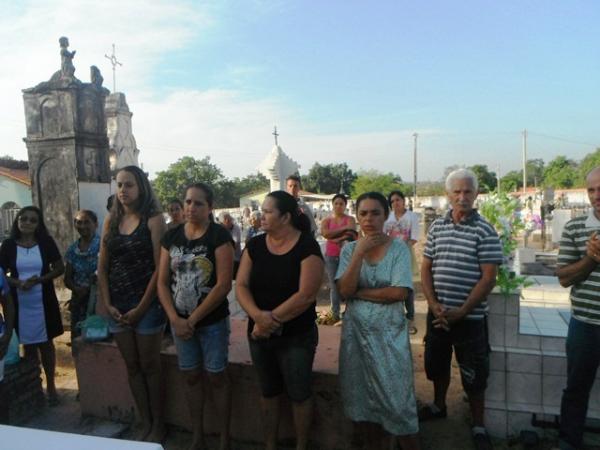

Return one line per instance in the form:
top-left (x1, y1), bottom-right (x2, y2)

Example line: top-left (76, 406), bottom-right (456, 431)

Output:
top-left (108, 218), bottom-right (155, 313)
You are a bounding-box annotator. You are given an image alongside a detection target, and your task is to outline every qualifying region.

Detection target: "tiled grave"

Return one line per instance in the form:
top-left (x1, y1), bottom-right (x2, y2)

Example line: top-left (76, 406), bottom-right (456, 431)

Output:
top-left (485, 278), bottom-right (600, 441)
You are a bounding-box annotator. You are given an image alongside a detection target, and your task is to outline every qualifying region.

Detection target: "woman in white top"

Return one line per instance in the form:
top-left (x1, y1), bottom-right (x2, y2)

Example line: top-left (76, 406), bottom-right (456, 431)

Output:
top-left (384, 191), bottom-right (420, 334)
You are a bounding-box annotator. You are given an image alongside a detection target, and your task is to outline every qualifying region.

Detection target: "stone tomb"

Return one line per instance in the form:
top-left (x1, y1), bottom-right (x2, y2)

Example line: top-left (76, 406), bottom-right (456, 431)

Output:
top-left (22, 37), bottom-right (111, 253)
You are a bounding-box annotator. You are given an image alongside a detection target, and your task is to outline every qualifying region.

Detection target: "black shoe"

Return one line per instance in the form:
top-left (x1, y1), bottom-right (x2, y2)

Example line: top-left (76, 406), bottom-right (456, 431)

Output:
top-left (417, 404), bottom-right (447, 421)
top-left (472, 431), bottom-right (493, 450)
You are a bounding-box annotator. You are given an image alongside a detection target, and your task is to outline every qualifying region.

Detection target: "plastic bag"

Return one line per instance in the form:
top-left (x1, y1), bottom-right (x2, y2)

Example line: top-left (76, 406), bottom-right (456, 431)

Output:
top-left (78, 315), bottom-right (109, 342)
top-left (5, 332), bottom-right (20, 365)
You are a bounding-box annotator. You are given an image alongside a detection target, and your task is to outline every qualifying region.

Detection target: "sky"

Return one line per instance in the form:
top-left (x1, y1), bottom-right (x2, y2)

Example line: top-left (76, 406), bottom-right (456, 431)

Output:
top-left (1, 0), bottom-right (599, 182)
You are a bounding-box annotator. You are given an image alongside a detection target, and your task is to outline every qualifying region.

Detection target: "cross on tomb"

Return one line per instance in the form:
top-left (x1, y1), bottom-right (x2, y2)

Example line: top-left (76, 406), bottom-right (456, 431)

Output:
top-left (104, 43), bottom-right (123, 93)
top-left (272, 126), bottom-right (279, 146)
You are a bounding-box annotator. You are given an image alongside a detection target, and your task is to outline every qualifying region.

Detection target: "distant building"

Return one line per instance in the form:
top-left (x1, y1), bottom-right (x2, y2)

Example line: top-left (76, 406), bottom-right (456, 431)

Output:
top-left (0, 159), bottom-right (32, 238)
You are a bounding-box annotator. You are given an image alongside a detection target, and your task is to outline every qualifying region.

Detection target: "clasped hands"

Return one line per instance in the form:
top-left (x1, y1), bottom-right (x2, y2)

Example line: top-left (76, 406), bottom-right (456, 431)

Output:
top-left (18, 276), bottom-right (42, 291)
top-left (430, 302), bottom-right (465, 331)
top-left (107, 305), bottom-right (144, 328)
top-left (251, 310), bottom-right (282, 340)
top-left (586, 232), bottom-right (600, 263)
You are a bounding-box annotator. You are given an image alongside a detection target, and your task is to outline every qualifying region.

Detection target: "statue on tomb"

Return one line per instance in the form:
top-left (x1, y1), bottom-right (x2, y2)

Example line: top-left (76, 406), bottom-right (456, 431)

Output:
top-left (59, 36), bottom-right (76, 79)
top-left (90, 65), bottom-right (104, 88)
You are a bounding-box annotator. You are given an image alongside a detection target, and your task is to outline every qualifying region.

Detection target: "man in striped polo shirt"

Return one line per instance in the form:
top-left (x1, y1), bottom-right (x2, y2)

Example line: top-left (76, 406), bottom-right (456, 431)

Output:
top-left (557, 167), bottom-right (600, 450)
top-left (420, 168), bottom-right (503, 450)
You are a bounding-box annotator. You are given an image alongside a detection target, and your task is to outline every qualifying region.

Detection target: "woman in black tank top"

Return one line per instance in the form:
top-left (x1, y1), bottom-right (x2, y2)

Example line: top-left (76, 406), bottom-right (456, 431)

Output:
top-left (97, 166), bottom-right (167, 443)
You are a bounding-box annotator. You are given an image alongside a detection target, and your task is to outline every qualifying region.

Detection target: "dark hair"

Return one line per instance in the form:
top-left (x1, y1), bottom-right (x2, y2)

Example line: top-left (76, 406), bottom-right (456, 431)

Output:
top-left (266, 190), bottom-right (311, 233)
top-left (387, 190), bottom-right (405, 207)
top-left (356, 192), bottom-right (389, 217)
top-left (106, 194), bottom-right (115, 212)
top-left (285, 174), bottom-right (302, 186)
top-left (331, 194), bottom-right (347, 205)
top-left (76, 209), bottom-right (98, 224)
top-left (168, 198), bottom-right (183, 208)
top-left (10, 206), bottom-right (50, 241)
top-left (185, 182), bottom-right (214, 208)
top-left (186, 182), bottom-right (215, 222)
top-left (107, 166), bottom-right (161, 243)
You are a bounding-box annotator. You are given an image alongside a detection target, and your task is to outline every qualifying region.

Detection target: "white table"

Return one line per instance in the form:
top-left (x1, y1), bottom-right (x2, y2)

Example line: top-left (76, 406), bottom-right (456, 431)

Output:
top-left (0, 425), bottom-right (164, 450)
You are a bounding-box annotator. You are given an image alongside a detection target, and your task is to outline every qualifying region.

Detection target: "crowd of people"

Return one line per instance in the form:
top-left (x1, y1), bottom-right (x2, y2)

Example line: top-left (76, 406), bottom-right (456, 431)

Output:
top-left (0, 165), bottom-right (599, 450)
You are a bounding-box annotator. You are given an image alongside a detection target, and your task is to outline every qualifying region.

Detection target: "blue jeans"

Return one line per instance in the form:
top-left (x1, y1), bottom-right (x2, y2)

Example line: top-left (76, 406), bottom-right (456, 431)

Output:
top-left (172, 317), bottom-right (230, 372)
top-left (559, 317), bottom-right (600, 450)
top-left (324, 255), bottom-right (342, 319)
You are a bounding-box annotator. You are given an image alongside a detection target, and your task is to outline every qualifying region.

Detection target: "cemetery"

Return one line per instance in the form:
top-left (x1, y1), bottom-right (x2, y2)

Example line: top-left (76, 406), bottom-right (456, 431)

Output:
top-left (1, 31), bottom-right (600, 450)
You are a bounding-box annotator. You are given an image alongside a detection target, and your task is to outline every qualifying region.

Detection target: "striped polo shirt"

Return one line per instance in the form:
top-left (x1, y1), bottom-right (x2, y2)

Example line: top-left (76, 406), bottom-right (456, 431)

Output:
top-left (557, 212), bottom-right (600, 326)
top-left (423, 210), bottom-right (503, 320)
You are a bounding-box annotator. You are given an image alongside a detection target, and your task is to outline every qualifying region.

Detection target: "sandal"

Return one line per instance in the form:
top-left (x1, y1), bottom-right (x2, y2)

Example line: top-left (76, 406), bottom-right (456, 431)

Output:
top-left (417, 404), bottom-right (447, 421)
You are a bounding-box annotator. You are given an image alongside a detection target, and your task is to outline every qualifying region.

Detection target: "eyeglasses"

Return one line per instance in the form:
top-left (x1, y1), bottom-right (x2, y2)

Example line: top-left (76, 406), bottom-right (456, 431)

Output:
top-left (18, 216), bottom-right (38, 224)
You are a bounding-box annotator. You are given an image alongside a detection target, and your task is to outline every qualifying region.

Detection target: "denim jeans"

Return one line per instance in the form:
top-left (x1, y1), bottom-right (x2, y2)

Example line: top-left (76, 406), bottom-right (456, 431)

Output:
top-left (324, 255), bottom-right (342, 319)
top-left (559, 317), bottom-right (600, 450)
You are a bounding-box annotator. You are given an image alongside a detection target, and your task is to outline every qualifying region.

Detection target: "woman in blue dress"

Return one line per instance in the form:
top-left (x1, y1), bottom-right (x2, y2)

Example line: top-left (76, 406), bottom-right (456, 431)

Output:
top-left (336, 192), bottom-right (420, 450)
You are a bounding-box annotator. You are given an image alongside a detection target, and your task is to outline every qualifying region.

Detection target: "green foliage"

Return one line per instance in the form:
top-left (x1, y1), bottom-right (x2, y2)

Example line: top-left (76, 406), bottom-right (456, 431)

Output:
top-left (350, 170), bottom-right (409, 197)
top-left (479, 192), bottom-right (532, 296)
top-left (577, 148), bottom-right (600, 185)
top-left (469, 164), bottom-right (497, 193)
top-left (301, 163), bottom-right (357, 194)
top-left (418, 181), bottom-right (446, 196)
top-left (499, 170), bottom-right (522, 192)
top-left (542, 156), bottom-right (577, 188)
top-left (153, 156), bottom-right (224, 207)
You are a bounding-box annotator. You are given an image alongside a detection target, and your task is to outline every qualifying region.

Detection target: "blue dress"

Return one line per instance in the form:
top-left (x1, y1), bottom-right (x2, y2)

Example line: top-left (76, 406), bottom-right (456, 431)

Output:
top-left (336, 239), bottom-right (418, 435)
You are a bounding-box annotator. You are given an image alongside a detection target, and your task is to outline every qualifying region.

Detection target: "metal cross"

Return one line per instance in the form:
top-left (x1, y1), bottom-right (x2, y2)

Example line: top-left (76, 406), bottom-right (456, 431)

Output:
top-left (272, 126), bottom-right (279, 146)
top-left (104, 43), bottom-right (123, 93)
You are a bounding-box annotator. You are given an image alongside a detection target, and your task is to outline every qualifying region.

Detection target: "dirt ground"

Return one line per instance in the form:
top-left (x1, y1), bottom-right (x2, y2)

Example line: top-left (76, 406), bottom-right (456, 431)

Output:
top-left (22, 279), bottom-right (574, 450)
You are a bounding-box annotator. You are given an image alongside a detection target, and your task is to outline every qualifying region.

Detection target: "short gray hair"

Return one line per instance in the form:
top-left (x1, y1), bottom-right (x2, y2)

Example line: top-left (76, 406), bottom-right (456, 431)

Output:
top-left (445, 168), bottom-right (479, 192)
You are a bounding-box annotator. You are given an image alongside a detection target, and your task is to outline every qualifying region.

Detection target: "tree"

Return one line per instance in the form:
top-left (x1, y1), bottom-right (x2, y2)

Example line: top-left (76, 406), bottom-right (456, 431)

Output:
top-left (469, 164), bottom-right (497, 193)
top-left (577, 148), bottom-right (600, 186)
top-left (301, 163), bottom-right (357, 194)
top-left (526, 158), bottom-right (545, 187)
top-left (350, 170), bottom-right (409, 197)
top-left (500, 170), bottom-right (522, 193)
top-left (542, 156), bottom-right (577, 189)
top-left (153, 156), bottom-right (224, 207)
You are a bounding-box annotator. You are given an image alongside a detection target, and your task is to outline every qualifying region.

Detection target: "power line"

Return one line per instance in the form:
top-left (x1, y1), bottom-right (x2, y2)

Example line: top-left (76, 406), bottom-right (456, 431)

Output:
top-left (527, 131), bottom-right (598, 147)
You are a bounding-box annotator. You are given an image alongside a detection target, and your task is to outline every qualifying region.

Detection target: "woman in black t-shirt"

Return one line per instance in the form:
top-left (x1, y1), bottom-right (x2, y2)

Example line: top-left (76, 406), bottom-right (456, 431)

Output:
top-left (157, 182), bottom-right (233, 450)
top-left (236, 190), bottom-right (324, 450)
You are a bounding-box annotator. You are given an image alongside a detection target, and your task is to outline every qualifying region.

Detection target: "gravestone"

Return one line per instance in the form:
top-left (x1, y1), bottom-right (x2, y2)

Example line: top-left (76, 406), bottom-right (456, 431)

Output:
top-left (22, 37), bottom-right (111, 253)
top-left (105, 92), bottom-right (140, 170)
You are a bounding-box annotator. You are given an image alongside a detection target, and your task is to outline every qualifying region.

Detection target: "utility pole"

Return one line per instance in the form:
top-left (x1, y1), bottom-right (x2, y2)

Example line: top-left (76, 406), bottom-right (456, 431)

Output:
top-left (496, 165), bottom-right (501, 192)
top-left (413, 132), bottom-right (418, 206)
top-left (522, 129), bottom-right (527, 195)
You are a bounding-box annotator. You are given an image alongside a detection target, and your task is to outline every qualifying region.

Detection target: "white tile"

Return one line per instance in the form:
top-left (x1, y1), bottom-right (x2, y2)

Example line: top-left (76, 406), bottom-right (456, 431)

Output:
top-left (541, 337), bottom-right (566, 352)
top-left (506, 294), bottom-right (519, 316)
top-left (490, 350), bottom-right (505, 371)
top-left (488, 313), bottom-right (505, 347)
top-left (486, 370), bottom-right (506, 402)
top-left (516, 333), bottom-right (542, 351)
top-left (488, 294), bottom-right (504, 314)
top-left (542, 356), bottom-right (566, 376)
top-left (485, 408), bottom-right (507, 438)
top-left (507, 372), bottom-right (542, 405)
top-left (588, 380), bottom-right (600, 411)
top-left (507, 353), bottom-right (542, 374)
top-left (505, 316), bottom-right (519, 347)
top-left (507, 411), bottom-right (539, 437)
top-left (542, 375), bottom-right (566, 407)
